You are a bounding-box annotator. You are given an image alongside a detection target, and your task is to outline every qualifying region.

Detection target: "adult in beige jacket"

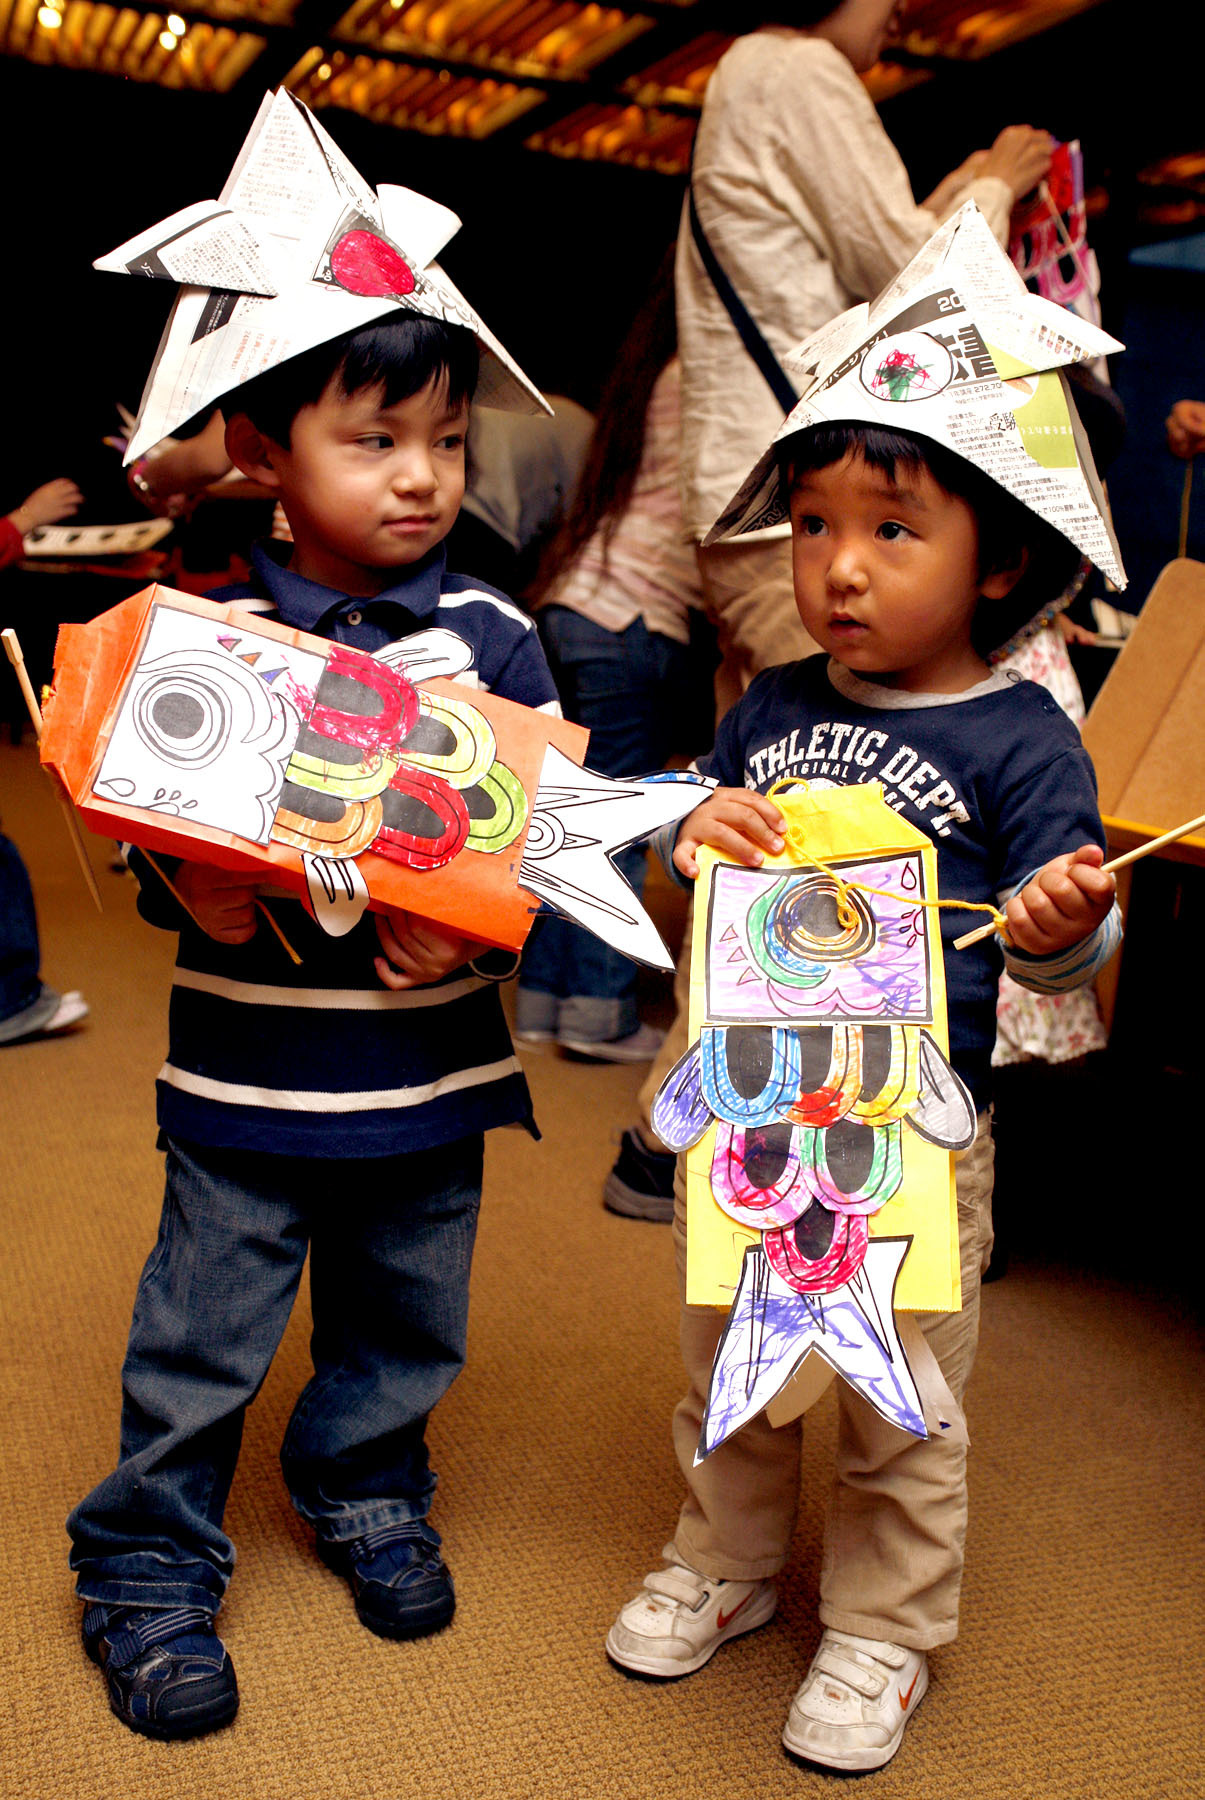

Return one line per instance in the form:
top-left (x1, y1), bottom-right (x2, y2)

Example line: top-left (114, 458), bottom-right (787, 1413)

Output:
top-left (677, 1), bottom-right (1055, 708)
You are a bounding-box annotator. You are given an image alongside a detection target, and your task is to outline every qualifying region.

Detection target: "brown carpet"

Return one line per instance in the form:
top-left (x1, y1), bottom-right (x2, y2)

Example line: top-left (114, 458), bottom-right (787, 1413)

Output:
top-left (1, 737), bottom-right (1202, 1800)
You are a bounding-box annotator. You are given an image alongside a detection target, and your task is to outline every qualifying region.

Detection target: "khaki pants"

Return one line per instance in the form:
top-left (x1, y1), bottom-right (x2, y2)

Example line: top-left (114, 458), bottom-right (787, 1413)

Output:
top-left (666, 1115), bottom-right (996, 1652)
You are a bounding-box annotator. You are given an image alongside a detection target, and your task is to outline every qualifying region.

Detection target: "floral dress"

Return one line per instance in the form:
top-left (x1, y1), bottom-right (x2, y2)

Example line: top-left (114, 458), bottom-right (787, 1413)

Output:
top-left (991, 623), bottom-right (1107, 1065)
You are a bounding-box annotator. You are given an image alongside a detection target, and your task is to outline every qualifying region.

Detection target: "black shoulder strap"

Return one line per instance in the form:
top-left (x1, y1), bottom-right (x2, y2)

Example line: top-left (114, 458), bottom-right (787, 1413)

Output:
top-left (687, 183), bottom-right (798, 416)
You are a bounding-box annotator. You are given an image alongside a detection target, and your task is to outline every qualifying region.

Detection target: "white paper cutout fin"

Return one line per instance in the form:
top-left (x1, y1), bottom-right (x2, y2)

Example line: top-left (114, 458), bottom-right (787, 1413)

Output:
top-left (520, 744), bottom-right (713, 972)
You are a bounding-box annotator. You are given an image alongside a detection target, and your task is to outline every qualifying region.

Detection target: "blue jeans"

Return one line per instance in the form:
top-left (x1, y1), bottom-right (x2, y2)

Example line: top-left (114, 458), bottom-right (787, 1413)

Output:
top-left (67, 1132), bottom-right (483, 1615)
top-left (518, 609), bottom-right (690, 1043)
top-left (0, 832), bottom-right (42, 1025)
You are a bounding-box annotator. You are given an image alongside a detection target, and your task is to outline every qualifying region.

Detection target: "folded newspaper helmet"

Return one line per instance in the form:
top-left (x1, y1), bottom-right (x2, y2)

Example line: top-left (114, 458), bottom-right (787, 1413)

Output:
top-left (704, 203), bottom-right (1127, 639)
top-left (96, 88), bottom-right (549, 466)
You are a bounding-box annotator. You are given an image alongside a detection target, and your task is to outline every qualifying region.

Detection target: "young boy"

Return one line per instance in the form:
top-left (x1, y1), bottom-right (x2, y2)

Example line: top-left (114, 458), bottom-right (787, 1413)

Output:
top-left (604, 401), bottom-right (1122, 1770)
top-left (66, 300), bottom-right (562, 1738)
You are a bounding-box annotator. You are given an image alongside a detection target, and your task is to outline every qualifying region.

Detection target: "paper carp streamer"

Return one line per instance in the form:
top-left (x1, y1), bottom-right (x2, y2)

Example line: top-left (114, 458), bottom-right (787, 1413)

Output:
top-left (665, 783), bottom-right (978, 1459)
top-left (40, 585), bottom-right (712, 964)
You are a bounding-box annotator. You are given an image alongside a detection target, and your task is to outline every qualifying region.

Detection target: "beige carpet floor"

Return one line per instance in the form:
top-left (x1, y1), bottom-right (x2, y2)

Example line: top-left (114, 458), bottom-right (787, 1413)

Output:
top-left (1, 738), bottom-right (1202, 1800)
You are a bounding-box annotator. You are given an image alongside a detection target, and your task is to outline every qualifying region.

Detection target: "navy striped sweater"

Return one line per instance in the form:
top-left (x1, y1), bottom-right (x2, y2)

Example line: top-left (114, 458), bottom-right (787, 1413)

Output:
top-left (134, 541), bottom-right (561, 1158)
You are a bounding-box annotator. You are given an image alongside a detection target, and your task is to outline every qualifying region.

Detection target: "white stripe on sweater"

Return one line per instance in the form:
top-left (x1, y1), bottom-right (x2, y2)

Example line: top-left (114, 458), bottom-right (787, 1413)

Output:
top-left (158, 1054), bottom-right (522, 1112)
top-left (171, 969), bottom-right (487, 1010)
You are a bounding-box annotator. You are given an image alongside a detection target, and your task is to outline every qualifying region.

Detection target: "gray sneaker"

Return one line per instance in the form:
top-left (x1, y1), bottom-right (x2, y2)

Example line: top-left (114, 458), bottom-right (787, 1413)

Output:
top-left (603, 1129), bottom-right (676, 1222)
top-left (558, 1022), bottom-right (665, 1063)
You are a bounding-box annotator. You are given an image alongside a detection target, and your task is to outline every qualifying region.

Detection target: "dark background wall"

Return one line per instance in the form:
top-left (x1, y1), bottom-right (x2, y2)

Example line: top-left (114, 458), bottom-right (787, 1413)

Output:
top-left (1, 0), bottom-right (1202, 603)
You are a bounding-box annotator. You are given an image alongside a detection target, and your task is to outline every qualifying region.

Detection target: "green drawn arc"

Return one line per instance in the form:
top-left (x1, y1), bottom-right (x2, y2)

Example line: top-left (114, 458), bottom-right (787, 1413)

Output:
top-left (464, 762), bottom-right (528, 853)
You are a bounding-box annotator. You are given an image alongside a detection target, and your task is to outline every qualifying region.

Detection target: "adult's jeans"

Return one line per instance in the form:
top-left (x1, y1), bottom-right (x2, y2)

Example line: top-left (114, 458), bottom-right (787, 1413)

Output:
top-left (68, 1132), bottom-right (483, 1615)
top-left (518, 608), bottom-right (690, 1043)
top-left (0, 832), bottom-right (42, 1025)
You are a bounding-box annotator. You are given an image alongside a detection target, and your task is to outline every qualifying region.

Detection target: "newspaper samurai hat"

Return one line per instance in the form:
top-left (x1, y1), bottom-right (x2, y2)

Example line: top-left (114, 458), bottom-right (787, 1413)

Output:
top-left (705, 203), bottom-right (1126, 595)
top-left (98, 88), bottom-right (549, 466)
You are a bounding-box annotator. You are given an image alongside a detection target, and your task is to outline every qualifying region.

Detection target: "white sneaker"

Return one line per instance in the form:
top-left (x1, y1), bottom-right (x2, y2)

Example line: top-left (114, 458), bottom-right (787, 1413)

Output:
top-left (782, 1630), bottom-right (928, 1771)
top-left (605, 1554), bottom-right (776, 1678)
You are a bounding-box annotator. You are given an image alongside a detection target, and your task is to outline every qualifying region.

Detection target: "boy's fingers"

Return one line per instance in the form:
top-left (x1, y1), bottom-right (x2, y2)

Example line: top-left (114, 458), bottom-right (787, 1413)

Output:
top-left (710, 824), bottom-right (769, 866)
top-left (374, 954), bottom-right (419, 991)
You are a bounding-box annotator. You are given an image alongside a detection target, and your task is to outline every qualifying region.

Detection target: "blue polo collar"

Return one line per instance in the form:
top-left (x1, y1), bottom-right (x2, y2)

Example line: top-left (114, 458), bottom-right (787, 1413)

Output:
top-left (248, 539), bottom-right (449, 633)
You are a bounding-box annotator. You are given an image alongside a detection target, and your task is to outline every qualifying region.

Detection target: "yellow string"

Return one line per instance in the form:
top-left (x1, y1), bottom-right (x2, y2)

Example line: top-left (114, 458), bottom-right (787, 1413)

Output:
top-left (764, 781), bottom-right (1010, 941)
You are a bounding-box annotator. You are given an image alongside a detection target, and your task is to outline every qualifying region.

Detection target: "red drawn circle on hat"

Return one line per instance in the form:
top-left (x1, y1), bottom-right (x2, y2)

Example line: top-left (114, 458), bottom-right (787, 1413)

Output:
top-left (330, 231), bottom-right (416, 299)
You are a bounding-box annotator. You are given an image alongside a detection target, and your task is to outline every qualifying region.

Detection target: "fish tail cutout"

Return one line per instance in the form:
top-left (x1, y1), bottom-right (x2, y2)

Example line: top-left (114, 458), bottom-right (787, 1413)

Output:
top-left (303, 852), bottom-right (370, 937)
top-left (698, 1238), bottom-right (930, 1460)
top-left (896, 1314), bottom-right (968, 1448)
top-left (519, 744), bottom-right (709, 971)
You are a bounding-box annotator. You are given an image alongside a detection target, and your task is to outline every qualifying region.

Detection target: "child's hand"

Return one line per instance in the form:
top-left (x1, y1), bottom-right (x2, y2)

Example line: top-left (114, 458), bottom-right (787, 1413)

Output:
top-left (1004, 845), bottom-right (1115, 956)
top-left (175, 862), bottom-right (259, 944)
top-left (673, 787), bottom-right (786, 880)
top-left (374, 908), bottom-right (474, 990)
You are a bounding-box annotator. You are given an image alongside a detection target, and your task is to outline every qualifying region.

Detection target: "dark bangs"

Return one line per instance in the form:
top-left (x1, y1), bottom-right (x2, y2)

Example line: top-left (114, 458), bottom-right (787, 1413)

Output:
top-left (222, 312), bottom-right (479, 446)
top-left (779, 422), bottom-right (1082, 654)
top-left (336, 315), bottom-right (479, 414)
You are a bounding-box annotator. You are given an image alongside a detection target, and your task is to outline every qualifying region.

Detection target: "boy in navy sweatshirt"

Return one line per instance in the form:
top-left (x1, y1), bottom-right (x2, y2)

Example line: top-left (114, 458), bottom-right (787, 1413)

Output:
top-left (605, 409), bottom-right (1121, 1772)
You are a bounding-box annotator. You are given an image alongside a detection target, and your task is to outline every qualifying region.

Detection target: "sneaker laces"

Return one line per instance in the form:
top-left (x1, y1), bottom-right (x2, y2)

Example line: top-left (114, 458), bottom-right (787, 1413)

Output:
top-left (84, 1604), bottom-right (215, 1670)
top-left (345, 1521), bottom-right (443, 1577)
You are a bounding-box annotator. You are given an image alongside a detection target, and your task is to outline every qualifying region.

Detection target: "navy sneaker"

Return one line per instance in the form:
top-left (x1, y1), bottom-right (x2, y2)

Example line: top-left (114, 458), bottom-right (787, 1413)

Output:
top-left (82, 1604), bottom-right (238, 1741)
top-left (319, 1520), bottom-right (455, 1640)
top-left (603, 1128), bottom-right (676, 1222)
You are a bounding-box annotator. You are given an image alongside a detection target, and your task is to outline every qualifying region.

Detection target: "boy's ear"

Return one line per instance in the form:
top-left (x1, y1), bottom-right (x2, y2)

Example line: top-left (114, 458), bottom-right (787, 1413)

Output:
top-left (980, 544), bottom-right (1029, 600)
top-left (224, 412), bottom-right (283, 490)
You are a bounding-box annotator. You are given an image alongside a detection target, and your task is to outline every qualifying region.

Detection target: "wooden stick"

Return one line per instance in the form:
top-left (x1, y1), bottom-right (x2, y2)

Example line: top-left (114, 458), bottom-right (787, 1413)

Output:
top-left (953, 916), bottom-right (1012, 951)
top-left (2, 627), bottom-right (104, 914)
top-left (953, 809), bottom-right (1205, 950)
top-left (255, 899), bottom-right (303, 965)
top-left (139, 847), bottom-right (209, 933)
top-left (140, 849), bottom-right (302, 965)
top-left (1099, 809), bottom-right (1205, 873)
top-left (1179, 461), bottom-right (1193, 560)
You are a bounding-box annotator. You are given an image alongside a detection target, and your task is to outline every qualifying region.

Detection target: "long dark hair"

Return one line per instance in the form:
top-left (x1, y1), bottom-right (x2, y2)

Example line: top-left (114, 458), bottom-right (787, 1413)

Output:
top-left (529, 246), bottom-right (677, 602)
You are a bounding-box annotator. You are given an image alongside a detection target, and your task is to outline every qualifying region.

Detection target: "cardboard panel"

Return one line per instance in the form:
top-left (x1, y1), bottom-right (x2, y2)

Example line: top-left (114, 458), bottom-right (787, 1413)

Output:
top-left (1082, 558), bottom-right (1205, 865)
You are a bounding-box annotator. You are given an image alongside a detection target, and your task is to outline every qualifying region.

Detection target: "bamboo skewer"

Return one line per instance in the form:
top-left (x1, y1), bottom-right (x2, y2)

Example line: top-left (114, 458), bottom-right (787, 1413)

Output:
top-left (138, 848), bottom-right (302, 965)
top-left (2, 628), bottom-right (104, 913)
top-left (952, 809), bottom-right (1205, 950)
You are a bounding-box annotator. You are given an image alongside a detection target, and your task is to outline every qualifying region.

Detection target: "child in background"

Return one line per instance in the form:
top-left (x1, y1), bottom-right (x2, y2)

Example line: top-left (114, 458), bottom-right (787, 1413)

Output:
top-left (67, 307), bottom-right (559, 1739)
top-left (605, 396), bottom-right (1121, 1766)
top-left (515, 251), bottom-right (702, 1065)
